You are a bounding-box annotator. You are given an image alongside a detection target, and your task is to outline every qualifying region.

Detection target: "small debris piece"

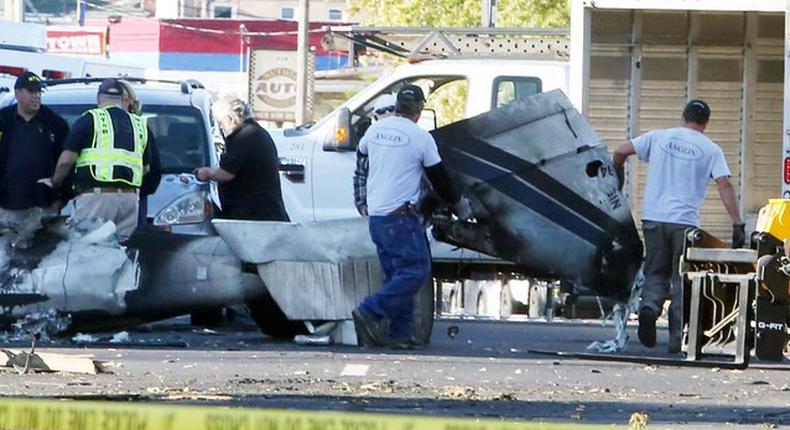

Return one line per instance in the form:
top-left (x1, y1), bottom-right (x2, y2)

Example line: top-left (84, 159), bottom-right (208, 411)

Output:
top-left (629, 412), bottom-right (649, 429)
top-left (492, 393), bottom-right (517, 401)
top-left (110, 331), bottom-right (131, 343)
top-left (441, 386), bottom-right (478, 400)
top-left (751, 381), bottom-right (770, 385)
top-left (447, 326), bottom-right (459, 339)
top-left (72, 333), bottom-right (99, 344)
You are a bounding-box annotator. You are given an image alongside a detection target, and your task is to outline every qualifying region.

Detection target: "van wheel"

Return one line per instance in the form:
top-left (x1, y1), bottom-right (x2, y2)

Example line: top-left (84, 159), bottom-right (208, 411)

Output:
top-left (246, 293), bottom-right (308, 340)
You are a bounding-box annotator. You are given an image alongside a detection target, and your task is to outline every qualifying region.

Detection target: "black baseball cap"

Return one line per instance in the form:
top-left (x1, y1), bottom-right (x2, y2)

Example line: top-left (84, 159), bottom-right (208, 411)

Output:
top-left (98, 78), bottom-right (125, 96)
top-left (683, 99), bottom-right (711, 124)
top-left (14, 71), bottom-right (45, 91)
top-left (395, 84), bottom-right (426, 113)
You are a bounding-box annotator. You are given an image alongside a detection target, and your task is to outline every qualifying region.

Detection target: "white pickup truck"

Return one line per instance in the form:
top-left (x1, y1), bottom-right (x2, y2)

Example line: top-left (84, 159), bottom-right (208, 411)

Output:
top-left (267, 57), bottom-right (570, 318)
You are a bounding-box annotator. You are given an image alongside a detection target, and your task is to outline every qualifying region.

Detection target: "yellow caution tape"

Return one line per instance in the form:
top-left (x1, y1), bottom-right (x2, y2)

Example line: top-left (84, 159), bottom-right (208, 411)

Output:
top-left (0, 397), bottom-right (619, 430)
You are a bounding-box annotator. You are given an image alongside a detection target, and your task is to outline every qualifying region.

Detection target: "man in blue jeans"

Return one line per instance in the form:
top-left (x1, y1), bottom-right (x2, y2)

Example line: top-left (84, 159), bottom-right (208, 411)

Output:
top-left (352, 85), bottom-right (471, 349)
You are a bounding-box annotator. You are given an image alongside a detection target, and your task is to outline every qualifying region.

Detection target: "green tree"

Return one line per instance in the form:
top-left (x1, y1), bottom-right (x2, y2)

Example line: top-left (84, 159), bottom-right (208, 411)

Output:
top-left (349, 0), bottom-right (569, 28)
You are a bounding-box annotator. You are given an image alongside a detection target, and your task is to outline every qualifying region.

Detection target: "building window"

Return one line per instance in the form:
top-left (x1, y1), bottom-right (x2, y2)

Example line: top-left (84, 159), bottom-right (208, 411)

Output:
top-left (211, 4), bottom-right (236, 18)
top-left (328, 9), bottom-right (342, 21)
top-left (281, 7), bottom-right (295, 19)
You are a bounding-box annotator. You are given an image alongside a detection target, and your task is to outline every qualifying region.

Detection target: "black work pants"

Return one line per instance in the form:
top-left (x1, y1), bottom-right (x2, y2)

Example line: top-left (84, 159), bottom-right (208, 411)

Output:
top-left (641, 220), bottom-right (692, 345)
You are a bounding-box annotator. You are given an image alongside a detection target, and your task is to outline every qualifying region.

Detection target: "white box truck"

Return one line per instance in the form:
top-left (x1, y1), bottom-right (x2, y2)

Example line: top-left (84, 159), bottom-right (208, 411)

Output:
top-left (570, 0), bottom-right (789, 240)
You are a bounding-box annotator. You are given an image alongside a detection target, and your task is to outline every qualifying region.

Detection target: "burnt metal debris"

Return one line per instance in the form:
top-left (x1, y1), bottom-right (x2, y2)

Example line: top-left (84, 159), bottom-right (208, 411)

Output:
top-left (429, 90), bottom-right (643, 301)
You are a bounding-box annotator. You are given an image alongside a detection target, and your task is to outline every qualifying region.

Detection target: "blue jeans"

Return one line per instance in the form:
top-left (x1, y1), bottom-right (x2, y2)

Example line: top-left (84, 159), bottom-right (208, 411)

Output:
top-left (359, 211), bottom-right (431, 341)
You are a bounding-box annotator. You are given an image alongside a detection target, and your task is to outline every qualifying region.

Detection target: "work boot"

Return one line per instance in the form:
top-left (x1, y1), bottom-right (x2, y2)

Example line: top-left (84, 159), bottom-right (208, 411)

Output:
top-left (352, 307), bottom-right (384, 347)
top-left (638, 308), bottom-right (657, 348)
top-left (387, 336), bottom-right (423, 351)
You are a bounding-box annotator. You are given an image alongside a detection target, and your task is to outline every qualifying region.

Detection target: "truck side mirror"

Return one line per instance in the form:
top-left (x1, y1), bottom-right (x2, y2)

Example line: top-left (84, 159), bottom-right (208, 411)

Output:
top-left (418, 108), bottom-right (438, 131)
top-left (323, 107), bottom-right (355, 152)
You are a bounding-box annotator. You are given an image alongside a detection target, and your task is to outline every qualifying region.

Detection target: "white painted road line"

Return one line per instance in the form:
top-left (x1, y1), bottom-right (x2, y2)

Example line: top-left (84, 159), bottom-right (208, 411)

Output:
top-left (340, 364), bottom-right (370, 377)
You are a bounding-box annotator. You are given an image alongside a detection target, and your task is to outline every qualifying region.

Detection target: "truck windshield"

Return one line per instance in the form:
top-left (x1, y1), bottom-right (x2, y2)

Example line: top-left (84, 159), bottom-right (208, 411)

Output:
top-left (49, 104), bottom-right (210, 174)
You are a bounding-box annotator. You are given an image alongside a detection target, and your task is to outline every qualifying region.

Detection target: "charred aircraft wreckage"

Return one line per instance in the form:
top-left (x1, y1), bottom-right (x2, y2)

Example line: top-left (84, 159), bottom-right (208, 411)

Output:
top-left (0, 90), bottom-right (644, 349)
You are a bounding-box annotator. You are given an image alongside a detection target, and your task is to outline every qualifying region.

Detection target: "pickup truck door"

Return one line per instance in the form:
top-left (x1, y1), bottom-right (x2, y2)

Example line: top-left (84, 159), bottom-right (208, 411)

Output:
top-left (271, 128), bottom-right (316, 222)
top-left (310, 76), bottom-right (470, 221)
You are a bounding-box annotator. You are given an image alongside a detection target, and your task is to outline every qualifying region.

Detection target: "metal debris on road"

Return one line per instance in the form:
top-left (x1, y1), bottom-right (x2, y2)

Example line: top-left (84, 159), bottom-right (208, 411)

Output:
top-left (1, 349), bottom-right (108, 374)
top-left (293, 334), bottom-right (331, 346)
top-left (2, 309), bottom-right (70, 343)
top-left (71, 333), bottom-right (99, 344)
top-left (109, 331), bottom-right (131, 343)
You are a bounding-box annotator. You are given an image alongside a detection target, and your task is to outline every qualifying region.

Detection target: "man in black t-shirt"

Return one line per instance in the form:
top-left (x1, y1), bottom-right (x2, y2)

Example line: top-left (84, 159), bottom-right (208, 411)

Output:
top-left (194, 95), bottom-right (288, 222)
top-left (0, 72), bottom-right (69, 243)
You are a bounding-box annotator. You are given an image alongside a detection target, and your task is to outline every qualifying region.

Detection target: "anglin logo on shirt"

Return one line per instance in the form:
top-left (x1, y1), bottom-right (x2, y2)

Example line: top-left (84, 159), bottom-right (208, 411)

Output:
top-left (659, 139), bottom-right (702, 160)
top-left (373, 127), bottom-right (410, 147)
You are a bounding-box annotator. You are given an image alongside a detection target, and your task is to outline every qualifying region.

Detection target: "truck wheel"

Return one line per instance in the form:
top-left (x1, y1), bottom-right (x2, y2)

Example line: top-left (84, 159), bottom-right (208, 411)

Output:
top-left (412, 277), bottom-right (435, 346)
top-left (246, 293), bottom-right (308, 340)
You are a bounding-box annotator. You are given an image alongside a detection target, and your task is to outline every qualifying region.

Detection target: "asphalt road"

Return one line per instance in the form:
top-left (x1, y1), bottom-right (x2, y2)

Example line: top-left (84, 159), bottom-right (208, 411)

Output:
top-left (1, 317), bottom-right (789, 429)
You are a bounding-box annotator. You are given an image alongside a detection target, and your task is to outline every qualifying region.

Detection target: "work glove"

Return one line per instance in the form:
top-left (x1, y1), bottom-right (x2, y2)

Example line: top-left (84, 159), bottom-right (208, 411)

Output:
top-left (732, 223), bottom-right (746, 249)
top-left (451, 197), bottom-right (472, 221)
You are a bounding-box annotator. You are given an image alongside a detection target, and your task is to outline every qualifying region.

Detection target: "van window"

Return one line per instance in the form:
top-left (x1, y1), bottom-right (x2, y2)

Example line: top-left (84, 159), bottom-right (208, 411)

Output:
top-left (493, 76), bottom-right (542, 109)
top-left (49, 104), bottom-right (210, 174)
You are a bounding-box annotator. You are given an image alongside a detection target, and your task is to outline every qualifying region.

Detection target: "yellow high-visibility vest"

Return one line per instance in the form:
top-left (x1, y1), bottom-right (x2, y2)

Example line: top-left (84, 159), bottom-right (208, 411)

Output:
top-left (75, 108), bottom-right (148, 187)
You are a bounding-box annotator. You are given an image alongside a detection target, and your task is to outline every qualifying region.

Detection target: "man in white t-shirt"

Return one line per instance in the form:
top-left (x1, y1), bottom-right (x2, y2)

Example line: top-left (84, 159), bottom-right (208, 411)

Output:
top-left (352, 84), bottom-right (471, 349)
top-left (613, 99), bottom-right (744, 354)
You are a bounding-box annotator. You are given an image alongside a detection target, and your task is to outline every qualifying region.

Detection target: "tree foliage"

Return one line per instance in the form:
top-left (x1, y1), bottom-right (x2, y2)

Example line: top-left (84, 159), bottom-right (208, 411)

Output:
top-left (349, 0), bottom-right (569, 28)
top-left (347, 0), bottom-right (569, 125)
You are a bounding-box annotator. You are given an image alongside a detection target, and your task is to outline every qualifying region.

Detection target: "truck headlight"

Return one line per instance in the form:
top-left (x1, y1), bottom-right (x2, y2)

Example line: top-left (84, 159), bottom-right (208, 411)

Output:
top-left (154, 191), bottom-right (210, 225)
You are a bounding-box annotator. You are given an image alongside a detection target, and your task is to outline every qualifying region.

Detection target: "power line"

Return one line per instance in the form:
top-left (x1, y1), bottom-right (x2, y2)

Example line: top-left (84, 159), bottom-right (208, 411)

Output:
top-left (159, 20), bottom-right (328, 37)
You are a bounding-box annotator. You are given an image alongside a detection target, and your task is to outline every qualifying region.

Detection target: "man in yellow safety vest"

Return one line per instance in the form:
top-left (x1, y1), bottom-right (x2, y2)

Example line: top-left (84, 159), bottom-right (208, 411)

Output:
top-left (40, 79), bottom-right (155, 241)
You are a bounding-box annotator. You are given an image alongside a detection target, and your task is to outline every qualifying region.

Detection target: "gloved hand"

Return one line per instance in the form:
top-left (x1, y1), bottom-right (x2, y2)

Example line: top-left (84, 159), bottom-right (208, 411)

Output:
top-left (732, 223), bottom-right (746, 248)
top-left (451, 197), bottom-right (472, 221)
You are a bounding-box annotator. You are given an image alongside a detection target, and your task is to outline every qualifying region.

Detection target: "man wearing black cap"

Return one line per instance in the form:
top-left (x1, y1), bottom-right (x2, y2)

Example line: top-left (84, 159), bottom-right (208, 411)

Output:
top-left (352, 84), bottom-right (471, 349)
top-left (613, 99), bottom-right (744, 354)
top-left (40, 78), bottom-right (154, 241)
top-left (0, 72), bottom-right (69, 221)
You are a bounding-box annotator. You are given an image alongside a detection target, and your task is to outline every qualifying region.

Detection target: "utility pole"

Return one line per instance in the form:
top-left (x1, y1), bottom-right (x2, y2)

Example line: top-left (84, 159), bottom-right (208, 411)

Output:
top-left (482, 0), bottom-right (497, 27)
top-left (295, 0), bottom-right (310, 124)
top-left (77, 0), bottom-right (87, 26)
